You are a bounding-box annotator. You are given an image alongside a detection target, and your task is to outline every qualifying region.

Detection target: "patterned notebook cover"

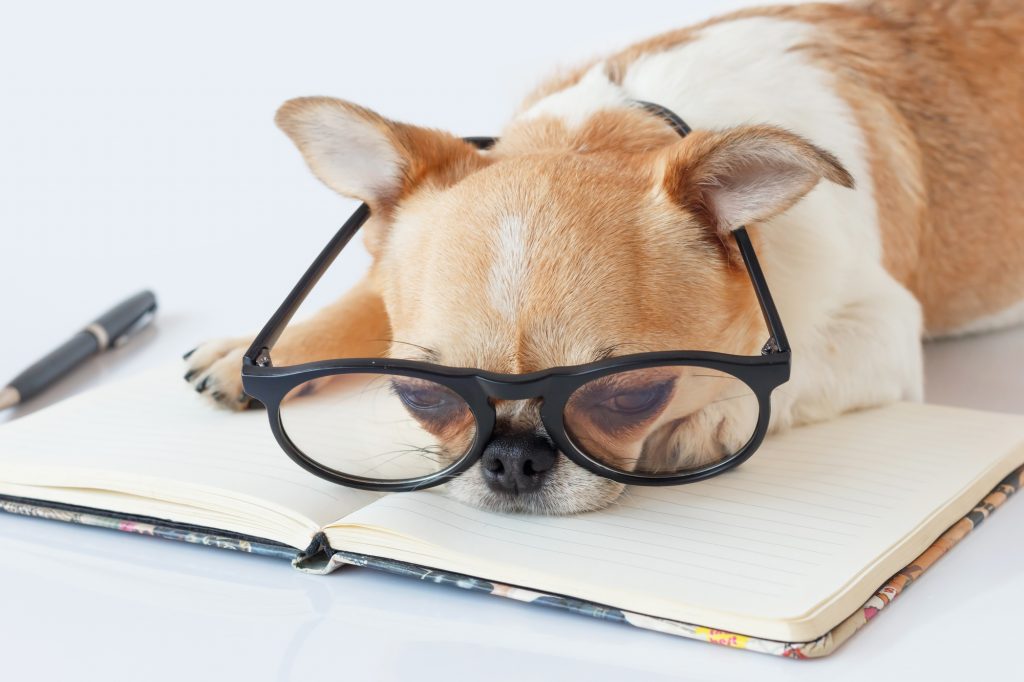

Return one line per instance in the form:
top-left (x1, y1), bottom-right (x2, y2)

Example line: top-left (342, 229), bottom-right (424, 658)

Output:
top-left (2, 464), bottom-right (1021, 659)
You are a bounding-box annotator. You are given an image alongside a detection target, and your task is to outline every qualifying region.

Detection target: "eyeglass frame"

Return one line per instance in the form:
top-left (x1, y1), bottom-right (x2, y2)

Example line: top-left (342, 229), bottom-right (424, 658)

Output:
top-left (241, 135), bottom-right (792, 493)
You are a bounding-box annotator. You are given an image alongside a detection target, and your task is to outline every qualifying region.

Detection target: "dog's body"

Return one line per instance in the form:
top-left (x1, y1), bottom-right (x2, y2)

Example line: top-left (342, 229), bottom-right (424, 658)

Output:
top-left (187, 0), bottom-right (1024, 513)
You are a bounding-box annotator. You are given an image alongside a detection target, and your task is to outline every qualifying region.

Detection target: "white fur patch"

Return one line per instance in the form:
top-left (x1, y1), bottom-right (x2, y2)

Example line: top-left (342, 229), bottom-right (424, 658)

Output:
top-left (939, 298), bottom-right (1024, 338)
top-left (618, 18), bottom-right (913, 426)
top-left (517, 17), bottom-right (926, 435)
top-left (522, 64), bottom-right (631, 128)
top-left (488, 214), bottom-right (530, 319)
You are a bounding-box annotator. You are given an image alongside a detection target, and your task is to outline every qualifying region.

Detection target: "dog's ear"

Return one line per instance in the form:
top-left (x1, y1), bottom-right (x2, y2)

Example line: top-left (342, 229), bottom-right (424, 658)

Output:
top-left (275, 96), bottom-right (486, 213)
top-left (660, 125), bottom-right (854, 236)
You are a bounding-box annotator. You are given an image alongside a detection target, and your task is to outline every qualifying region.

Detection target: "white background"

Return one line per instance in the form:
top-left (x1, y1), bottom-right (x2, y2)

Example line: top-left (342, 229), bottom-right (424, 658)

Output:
top-left (1, 1), bottom-right (1022, 679)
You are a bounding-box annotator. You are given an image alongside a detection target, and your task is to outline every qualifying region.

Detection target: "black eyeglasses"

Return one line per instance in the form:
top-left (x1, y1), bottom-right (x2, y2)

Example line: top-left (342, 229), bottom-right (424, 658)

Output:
top-left (242, 128), bottom-right (791, 493)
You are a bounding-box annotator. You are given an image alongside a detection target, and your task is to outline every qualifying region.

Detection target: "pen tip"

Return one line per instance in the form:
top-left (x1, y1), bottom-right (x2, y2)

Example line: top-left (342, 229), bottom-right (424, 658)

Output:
top-left (0, 386), bottom-right (20, 411)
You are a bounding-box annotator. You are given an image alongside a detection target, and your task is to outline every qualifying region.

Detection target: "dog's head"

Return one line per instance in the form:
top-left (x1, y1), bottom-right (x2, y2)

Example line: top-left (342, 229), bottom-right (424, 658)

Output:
top-left (276, 97), bottom-right (852, 514)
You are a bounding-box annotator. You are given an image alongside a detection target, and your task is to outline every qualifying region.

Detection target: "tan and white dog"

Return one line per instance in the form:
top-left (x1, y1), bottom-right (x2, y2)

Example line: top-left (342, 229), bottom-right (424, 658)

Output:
top-left (185, 0), bottom-right (1024, 514)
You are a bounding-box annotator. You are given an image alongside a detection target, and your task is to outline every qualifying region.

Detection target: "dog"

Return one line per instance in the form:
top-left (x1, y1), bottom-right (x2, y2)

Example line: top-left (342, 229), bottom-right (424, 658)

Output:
top-left (185, 0), bottom-right (1024, 514)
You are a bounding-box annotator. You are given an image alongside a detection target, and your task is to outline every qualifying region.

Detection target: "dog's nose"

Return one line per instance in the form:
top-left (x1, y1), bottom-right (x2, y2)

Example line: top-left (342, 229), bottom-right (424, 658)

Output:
top-left (480, 432), bottom-right (556, 495)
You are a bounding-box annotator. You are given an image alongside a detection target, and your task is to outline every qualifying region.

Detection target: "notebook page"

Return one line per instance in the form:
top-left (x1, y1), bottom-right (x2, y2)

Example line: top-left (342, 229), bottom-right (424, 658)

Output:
top-left (328, 402), bottom-right (1024, 641)
top-left (0, 365), bottom-right (380, 548)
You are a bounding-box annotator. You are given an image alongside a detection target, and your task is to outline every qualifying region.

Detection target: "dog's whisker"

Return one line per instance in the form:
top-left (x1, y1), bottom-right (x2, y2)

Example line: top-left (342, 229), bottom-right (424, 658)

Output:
top-left (377, 339), bottom-right (441, 362)
top-left (359, 445), bottom-right (449, 475)
top-left (595, 342), bottom-right (656, 360)
top-left (708, 393), bottom-right (754, 406)
top-left (333, 442), bottom-right (446, 464)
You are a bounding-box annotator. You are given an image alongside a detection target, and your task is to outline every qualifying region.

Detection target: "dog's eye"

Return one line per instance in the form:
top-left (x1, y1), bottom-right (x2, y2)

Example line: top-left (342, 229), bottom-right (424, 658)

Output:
top-left (598, 381), bottom-right (674, 416)
top-left (391, 380), bottom-right (457, 413)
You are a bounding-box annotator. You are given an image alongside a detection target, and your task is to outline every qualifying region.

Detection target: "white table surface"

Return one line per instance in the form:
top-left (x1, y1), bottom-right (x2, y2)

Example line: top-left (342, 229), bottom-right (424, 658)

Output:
top-left (1, 2), bottom-right (1021, 679)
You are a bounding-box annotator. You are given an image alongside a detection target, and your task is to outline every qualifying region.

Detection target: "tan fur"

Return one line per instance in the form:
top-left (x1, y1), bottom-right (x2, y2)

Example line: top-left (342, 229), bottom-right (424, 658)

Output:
top-left (271, 275), bottom-right (392, 363)
top-left (378, 147), bottom-right (767, 372)
top-left (184, 277), bottom-right (391, 408)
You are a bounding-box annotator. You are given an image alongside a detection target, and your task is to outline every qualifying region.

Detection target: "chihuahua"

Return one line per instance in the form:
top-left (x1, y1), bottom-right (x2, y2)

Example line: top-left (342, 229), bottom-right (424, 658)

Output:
top-left (185, 0), bottom-right (1024, 514)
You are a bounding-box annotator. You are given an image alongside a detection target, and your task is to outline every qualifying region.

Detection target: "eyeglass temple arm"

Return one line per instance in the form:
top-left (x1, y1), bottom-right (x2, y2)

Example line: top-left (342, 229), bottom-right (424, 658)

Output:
top-left (732, 227), bottom-right (790, 354)
top-left (244, 203), bottom-right (371, 366)
top-left (244, 137), bottom-right (498, 367)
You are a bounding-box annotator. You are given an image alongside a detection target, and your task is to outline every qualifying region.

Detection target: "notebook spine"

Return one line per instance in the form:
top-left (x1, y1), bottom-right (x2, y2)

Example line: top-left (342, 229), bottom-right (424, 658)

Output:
top-left (291, 531), bottom-right (343, 573)
top-left (0, 495), bottom-right (300, 562)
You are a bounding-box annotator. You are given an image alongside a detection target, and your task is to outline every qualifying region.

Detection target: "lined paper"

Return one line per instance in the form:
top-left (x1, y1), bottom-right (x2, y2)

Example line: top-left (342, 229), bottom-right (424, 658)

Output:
top-left (330, 403), bottom-right (1024, 641)
top-left (1, 365), bottom-right (1021, 640)
top-left (0, 366), bottom-right (381, 547)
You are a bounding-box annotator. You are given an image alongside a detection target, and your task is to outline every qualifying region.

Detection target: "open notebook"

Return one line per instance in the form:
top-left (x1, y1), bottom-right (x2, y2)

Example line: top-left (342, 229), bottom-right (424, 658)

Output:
top-left (1, 366), bottom-right (1022, 658)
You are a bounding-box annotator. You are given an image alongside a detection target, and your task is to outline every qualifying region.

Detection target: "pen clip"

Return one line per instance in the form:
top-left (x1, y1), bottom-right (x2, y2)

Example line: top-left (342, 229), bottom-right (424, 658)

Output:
top-left (112, 309), bottom-right (156, 348)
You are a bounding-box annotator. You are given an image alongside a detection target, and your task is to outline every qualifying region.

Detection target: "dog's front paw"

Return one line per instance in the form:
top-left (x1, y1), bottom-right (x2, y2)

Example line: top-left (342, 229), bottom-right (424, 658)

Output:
top-left (182, 337), bottom-right (254, 410)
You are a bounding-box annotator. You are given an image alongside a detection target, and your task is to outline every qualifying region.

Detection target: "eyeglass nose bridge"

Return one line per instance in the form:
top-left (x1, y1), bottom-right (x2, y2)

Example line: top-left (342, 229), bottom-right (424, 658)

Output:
top-left (474, 375), bottom-right (556, 402)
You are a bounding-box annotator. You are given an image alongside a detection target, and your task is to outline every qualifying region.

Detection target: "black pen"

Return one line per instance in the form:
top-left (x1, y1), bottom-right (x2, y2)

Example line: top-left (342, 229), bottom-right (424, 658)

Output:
top-left (0, 290), bottom-right (158, 410)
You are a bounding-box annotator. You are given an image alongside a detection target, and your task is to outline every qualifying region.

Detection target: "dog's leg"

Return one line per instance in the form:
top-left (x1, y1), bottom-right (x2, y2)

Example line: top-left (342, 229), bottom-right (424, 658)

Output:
top-left (183, 275), bottom-right (390, 409)
top-left (772, 268), bottom-right (924, 432)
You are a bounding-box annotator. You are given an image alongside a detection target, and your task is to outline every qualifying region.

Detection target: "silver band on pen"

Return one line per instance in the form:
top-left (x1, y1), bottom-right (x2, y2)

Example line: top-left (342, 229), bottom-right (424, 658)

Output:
top-left (84, 323), bottom-right (110, 351)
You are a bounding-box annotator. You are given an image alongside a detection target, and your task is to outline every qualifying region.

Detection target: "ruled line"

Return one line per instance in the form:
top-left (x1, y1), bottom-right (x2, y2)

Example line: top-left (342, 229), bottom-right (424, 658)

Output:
top-left (625, 492), bottom-right (862, 536)
top-left (694, 481), bottom-right (885, 518)
top-left (368, 499), bottom-right (796, 590)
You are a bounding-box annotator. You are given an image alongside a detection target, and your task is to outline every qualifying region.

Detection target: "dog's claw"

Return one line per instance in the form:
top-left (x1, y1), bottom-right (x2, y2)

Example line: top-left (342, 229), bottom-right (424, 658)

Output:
top-left (182, 347), bottom-right (198, 361)
top-left (182, 337), bottom-right (252, 410)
